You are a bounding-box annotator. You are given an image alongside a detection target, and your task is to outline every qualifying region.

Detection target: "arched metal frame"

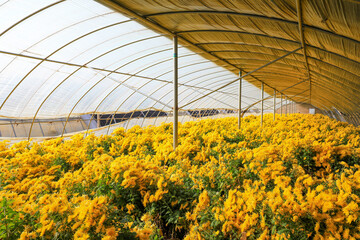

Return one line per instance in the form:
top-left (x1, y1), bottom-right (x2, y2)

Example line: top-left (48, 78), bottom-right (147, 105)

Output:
top-left (0, 0), bottom-right (358, 139)
top-left (144, 10), bottom-right (358, 43)
top-left (81, 43), bottom-right (310, 135)
top-left (27, 33), bottom-right (175, 138)
top-left (8, 11), bottom-right (270, 138)
top-left (176, 30), bottom-right (359, 79)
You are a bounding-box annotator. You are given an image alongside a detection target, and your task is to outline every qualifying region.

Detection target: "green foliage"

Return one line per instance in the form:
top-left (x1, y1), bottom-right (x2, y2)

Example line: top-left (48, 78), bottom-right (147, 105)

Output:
top-left (0, 198), bottom-right (24, 239)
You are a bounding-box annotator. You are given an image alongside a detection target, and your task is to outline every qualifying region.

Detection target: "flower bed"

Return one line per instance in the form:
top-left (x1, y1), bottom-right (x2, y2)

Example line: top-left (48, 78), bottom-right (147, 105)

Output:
top-left (0, 114), bottom-right (360, 239)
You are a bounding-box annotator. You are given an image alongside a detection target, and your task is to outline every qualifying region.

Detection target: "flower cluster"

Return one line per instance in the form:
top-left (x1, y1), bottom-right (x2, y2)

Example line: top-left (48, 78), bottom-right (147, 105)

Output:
top-left (0, 114), bottom-right (359, 239)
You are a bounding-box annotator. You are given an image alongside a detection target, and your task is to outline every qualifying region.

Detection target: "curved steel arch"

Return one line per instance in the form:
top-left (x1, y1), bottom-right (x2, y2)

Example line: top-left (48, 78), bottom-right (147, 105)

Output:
top-left (27, 33), bottom-right (173, 139)
top-left (196, 42), bottom-right (300, 52)
top-left (98, 0), bottom-right (360, 126)
top-left (303, 91), bottom-right (350, 114)
top-left (196, 41), bottom-right (360, 69)
top-left (60, 43), bottom-right (238, 135)
top-left (198, 43), bottom-right (360, 82)
top-left (22, 30), bottom-right (160, 117)
top-left (309, 74), bottom-right (360, 109)
top-left (307, 56), bottom-right (359, 80)
top-left (182, 47), bottom-right (304, 109)
top-left (181, 30), bottom-right (359, 64)
top-left (249, 70), bottom-right (306, 78)
top-left (229, 61), bottom-right (346, 85)
top-left (55, 41), bottom-right (174, 115)
top-left (309, 71), bottom-right (360, 101)
top-left (178, 29), bottom-right (301, 45)
top-left (0, 11), bottom-right (119, 86)
top-left (0, 19), bottom-right (135, 110)
top-left (209, 49), bottom-right (304, 58)
top-left (60, 46), bottom-right (180, 136)
top-left (211, 51), bottom-right (305, 65)
top-left (306, 63), bottom-right (360, 94)
top-left (309, 81), bottom-right (358, 112)
top-left (22, 33), bottom-right (163, 118)
top-left (229, 64), bottom-right (306, 76)
top-left (226, 57), bottom-right (305, 68)
top-left (0, 1), bottom-right (65, 37)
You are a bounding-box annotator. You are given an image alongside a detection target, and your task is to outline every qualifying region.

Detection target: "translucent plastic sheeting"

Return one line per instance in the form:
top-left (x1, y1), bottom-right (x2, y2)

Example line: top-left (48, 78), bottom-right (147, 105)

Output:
top-left (99, 0), bottom-right (360, 115)
top-left (0, 0), bottom-right (264, 120)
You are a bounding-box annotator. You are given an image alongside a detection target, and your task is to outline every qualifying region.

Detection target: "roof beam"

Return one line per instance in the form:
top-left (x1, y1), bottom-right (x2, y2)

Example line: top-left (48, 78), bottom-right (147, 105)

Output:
top-left (296, 0), bottom-right (312, 105)
top-left (0, 1), bottom-right (65, 37)
top-left (177, 29), bottom-right (299, 45)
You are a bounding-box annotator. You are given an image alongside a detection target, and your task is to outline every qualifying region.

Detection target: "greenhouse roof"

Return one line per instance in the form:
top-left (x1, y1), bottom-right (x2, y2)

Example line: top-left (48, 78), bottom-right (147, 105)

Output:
top-left (99, 0), bottom-right (360, 113)
top-left (0, 0), bottom-right (359, 126)
top-left (0, 0), bottom-right (263, 121)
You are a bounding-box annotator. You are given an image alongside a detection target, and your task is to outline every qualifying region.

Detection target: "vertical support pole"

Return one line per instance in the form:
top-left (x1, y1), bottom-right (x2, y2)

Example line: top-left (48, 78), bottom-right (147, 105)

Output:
top-left (273, 89), bottom-right (276, 121)
top-left (285, 98), bottom-right (288, 115)
top-left (280, 94), bottom-right (283, 116)
top-left (261, 82), bottom-right (264, 126)
top-left (173, 35), bottom-right (179, 150)
top-left (238, 70), bottom-right (242, 129)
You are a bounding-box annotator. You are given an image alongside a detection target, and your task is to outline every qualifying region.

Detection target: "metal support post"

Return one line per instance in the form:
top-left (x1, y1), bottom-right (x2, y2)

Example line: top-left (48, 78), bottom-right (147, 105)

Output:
top-left (173, 35), bottom-right (179, 149)
top-left (238, 71), bottom-right (242, 129)
top-left (273, 89), bottom-right (276, 121)
top-left (261, 82), bottom-right (264, 126)
top-left (285, 99), bottom-right (288, 115)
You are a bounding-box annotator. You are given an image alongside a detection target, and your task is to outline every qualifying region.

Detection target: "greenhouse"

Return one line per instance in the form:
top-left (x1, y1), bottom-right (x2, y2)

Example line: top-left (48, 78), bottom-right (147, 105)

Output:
top-left (0, 0), bottom-right (359, 239)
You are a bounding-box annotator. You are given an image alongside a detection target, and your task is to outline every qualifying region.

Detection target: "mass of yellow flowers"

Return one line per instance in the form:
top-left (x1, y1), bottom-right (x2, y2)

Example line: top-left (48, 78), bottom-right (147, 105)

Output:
top-left (0, 113), bottom-right (360, 239)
